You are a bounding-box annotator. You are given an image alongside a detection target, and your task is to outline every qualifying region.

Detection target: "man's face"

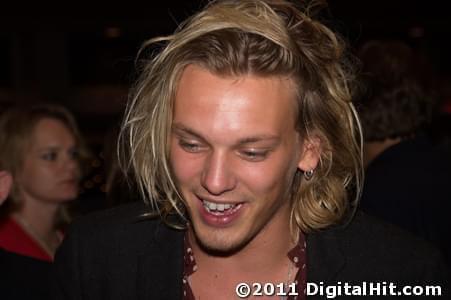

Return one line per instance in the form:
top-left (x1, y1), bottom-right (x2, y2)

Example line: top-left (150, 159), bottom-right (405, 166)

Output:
top-left (170, 65), bottom-right (316, 254)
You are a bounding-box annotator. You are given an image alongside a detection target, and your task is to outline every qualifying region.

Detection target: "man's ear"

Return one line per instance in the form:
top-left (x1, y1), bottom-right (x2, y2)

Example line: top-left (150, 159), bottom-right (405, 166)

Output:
top-left (0, 171), bottom-right (12, 204)
top-left (297, 136), bottom-right (321, 172)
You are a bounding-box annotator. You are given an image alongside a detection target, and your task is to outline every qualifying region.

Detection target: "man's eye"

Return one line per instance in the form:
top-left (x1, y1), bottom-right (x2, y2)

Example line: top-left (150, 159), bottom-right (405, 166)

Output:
top-left (179, 140), bottom-right (202, 153)
top-left (42, 152), bottom-right (57, 161)
top-left (241, 150), bottom-right (268, 162)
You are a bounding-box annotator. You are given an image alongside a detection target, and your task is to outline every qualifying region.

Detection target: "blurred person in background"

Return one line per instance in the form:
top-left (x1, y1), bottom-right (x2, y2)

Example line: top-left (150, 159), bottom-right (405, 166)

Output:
top-left (0, 104), bottom-right (89, 299)
top-left (0, 104), bottom-right (89, 260)
top-left (1, 164), bottom-right (53, 300)
top-left (356, 39), bottom-right (451, 271)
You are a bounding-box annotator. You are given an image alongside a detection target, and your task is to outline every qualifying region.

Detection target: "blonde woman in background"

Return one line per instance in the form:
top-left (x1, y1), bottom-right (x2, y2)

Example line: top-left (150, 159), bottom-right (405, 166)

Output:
top-left (0, 104), bottom-right (88, 262)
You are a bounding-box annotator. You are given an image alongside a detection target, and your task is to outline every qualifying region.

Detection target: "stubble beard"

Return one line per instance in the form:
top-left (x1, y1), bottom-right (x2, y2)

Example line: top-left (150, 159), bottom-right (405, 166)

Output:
top-left (189, 218), bottom-right (257, 256)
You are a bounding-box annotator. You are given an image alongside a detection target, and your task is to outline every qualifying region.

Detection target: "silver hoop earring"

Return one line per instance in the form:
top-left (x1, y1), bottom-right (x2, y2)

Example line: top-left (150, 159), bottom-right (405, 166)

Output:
top-left (304, 169), bottom-right (314, 181)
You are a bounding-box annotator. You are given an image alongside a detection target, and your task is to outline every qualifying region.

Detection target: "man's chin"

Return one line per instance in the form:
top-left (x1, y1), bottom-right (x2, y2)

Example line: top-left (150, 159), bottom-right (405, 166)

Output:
top-left (192, 230), bottom-right (251, 257)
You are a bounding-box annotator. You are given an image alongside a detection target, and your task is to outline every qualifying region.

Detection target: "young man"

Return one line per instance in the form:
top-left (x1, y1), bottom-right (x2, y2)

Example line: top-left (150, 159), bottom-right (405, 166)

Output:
top-left (53, 1), bottom-right (449, 299)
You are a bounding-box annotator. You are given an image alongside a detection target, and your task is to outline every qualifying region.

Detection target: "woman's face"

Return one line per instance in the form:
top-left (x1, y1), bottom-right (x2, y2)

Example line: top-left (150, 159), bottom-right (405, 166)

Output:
top-left (16, 118), bottom-right (81, 204)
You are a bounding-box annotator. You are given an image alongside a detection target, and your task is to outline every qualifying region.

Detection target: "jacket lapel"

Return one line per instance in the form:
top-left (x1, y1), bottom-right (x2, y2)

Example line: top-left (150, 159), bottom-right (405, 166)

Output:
top-left (136, 220), bottom-right (185, 299)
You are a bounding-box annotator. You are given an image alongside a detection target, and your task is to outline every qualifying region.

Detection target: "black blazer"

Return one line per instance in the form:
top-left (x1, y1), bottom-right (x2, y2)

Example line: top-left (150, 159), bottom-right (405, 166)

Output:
top-left (52, 202), bottom-right (449, 299)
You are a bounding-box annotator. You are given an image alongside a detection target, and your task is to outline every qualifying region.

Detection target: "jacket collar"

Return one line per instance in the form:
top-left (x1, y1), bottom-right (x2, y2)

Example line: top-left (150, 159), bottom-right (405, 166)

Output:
top-left (136, 220), bottom-right (185, 300)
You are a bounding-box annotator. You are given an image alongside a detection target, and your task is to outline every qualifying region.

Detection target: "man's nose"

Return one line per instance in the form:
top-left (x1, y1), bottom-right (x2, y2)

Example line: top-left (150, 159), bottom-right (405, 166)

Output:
top-left (200, 151), bottom-right (236, 195)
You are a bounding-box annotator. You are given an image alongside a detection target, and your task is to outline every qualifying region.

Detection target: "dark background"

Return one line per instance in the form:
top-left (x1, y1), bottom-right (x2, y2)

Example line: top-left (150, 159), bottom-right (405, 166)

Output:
top-left (1, 1), bottom-right (450, 208)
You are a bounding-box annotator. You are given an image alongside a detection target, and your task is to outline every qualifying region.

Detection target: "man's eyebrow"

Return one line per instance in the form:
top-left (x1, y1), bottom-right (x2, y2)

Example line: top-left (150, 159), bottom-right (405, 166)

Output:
top-left (172, 124), bottom-right (206, 141)
top-left (172, 123), bottom-right (279, 145)
top-left (236, 136), bottom-right (280, 146)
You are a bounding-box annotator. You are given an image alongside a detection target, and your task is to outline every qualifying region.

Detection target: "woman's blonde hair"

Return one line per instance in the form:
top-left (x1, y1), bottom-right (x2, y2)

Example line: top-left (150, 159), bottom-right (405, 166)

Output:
top-left (120, 0), bottom-right (363, 233)
top-left (0, 103), bottom-right (89, 218)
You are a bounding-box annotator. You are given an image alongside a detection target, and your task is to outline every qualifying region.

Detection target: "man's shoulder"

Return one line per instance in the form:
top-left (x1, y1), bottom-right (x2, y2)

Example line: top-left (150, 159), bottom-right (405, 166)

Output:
top-left (71, 201), bottom-right (154, 229)
top-left (343, 211), bottom-right (438, 252)
top-left (66, 202), bottom-right (184, 249)
top-left (308, 210), bottom-right (448, 282)
top-left (335, 211), bottom-right (443, 262)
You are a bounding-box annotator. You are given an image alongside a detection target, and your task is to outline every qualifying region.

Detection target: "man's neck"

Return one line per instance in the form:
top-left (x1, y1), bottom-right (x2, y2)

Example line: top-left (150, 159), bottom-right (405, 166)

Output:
top-left (188, 206), bottom-right (296, 299)
top-left (191, 231), bottom-right (294, 274)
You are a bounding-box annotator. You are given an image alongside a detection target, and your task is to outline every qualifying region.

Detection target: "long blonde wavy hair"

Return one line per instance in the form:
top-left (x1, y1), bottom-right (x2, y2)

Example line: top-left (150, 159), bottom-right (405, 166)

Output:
top-left (120, 0), bottom-right (363, 233)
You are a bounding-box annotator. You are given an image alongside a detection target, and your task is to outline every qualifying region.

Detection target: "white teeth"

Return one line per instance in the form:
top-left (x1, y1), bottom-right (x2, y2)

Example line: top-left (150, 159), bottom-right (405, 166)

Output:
top-left (202, 199), bottom-right (236, 212)
top-left (224, 204), bottom-right (233, 210)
